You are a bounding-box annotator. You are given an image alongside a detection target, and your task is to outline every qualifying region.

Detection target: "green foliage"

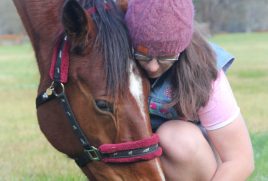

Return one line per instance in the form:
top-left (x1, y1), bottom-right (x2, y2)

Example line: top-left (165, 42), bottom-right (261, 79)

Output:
top-left (0, 32), bottom-right (268, 179)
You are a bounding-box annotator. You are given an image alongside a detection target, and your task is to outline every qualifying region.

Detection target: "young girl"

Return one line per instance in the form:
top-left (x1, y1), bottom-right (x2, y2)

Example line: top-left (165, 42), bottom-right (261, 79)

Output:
top-left (125, 0), bottom-right (254, 180)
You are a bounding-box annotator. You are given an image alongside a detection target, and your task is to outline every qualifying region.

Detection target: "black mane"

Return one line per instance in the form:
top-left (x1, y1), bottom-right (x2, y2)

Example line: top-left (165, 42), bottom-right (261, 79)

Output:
top-left (79, 0), bottom-right (132, 98)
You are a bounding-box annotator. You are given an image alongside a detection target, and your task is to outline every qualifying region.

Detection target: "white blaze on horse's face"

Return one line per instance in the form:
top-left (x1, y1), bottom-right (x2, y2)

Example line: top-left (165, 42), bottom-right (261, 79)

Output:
top-left (129, 61), bottom-right (147, 122)
top-left (154, 159), bottom-right (166, 181)
top-left (129, 62), bottom-right (166, 181)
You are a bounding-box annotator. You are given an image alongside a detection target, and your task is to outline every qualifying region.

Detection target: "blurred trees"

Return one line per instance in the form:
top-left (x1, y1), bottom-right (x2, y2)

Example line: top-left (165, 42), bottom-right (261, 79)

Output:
top-left (0, 0), bottom-right (24, 34)
top-left (194, 0), bottom-right (268, 33)
top-left (0, 0), bottom-right (268, 34)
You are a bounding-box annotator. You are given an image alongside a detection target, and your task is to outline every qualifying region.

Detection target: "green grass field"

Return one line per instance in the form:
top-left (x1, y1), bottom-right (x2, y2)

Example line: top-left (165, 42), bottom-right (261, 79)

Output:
top-left (0, 33), bottom-right (267, 180)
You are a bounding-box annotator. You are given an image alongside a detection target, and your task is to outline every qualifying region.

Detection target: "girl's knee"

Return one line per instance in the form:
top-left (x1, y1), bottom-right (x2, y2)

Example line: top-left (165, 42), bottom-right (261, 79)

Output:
top-left (156, 120), bottom-right (207, 163)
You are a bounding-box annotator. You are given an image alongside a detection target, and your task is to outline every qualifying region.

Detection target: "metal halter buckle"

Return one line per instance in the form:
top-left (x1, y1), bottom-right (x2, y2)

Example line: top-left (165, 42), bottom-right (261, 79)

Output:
top-left (45, 81), bottom-right (65, 97)
top-left (85, 146), bottom-right (102, 161)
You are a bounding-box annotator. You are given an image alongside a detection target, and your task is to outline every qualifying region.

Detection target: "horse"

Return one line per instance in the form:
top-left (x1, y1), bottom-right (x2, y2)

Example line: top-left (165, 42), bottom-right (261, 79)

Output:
top-left (13, 0), bottom-right (165, 180)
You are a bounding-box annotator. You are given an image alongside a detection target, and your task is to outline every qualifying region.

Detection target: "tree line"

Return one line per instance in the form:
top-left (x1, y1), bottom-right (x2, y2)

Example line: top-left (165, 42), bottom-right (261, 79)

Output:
top-left (1, 0), bottom-right (268, 35)
top-left (194, 0), bottom-right (268, 33)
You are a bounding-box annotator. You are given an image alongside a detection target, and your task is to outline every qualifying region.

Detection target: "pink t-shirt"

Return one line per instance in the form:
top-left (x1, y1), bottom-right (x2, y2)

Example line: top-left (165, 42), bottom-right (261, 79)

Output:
top-left (198, 70), bottom-right (240, 130)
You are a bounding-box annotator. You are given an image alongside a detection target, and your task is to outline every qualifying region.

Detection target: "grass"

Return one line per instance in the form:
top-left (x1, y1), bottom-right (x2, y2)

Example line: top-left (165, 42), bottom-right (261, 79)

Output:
top-left (251, 133), bottom-right (268, 180)
top-left (0, 44), bottom-right (87, 180)
top-left (0, 32), bottom-right (268, 180)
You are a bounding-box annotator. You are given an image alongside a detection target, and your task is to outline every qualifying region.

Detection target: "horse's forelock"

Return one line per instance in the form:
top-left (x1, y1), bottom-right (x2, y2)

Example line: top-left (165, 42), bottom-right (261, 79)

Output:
top-left (89, 0), bottom-right (131, 99)
top-left (76, 0), bottom-right (92, 9)
top-left (67, 0), bottom-right (131, 99)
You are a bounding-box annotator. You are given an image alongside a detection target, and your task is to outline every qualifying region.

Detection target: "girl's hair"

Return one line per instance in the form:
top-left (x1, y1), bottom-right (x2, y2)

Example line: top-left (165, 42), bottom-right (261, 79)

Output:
top-left (170, 28), bottom-right (218, 120)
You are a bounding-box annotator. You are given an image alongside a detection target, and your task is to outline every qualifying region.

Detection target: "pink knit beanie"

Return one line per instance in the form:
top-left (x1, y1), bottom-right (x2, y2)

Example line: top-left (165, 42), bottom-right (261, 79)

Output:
top-left (125, 0), bottom-right (194, 56)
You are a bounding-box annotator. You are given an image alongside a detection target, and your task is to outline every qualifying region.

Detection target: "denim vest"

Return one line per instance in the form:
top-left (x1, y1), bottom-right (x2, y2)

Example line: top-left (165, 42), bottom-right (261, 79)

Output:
top-left (149, 43), bottom-right (235, 130)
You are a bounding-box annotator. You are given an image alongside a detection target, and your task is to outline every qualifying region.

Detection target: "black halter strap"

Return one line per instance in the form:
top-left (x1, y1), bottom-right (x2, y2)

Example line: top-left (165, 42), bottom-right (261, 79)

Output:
top-left (36, 35), bottom-right (102, 166)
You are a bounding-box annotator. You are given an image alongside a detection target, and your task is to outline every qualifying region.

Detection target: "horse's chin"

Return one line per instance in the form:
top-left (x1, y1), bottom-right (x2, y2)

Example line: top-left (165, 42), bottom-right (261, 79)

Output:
top-left (82, 159), bottom-right (165, 181)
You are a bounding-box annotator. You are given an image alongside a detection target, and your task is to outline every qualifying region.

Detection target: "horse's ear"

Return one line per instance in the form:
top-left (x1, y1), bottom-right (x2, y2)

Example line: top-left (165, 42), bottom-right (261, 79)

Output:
top-left (117, 0), bottom-right (128, 14)
top-left (62, 0), bottom-right (91, 40)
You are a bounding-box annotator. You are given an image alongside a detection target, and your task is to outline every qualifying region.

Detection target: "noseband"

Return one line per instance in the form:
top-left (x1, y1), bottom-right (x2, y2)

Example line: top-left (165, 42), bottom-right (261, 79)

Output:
top-left (35, 32), bottom-right (162, 167)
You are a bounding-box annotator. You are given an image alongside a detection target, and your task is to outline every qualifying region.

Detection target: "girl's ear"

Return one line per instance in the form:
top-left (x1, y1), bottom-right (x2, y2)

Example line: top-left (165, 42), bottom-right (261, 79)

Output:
top-left (117, 0), bottom-right (128, 14)
top-left (62, 0), bottom-right (90, 40)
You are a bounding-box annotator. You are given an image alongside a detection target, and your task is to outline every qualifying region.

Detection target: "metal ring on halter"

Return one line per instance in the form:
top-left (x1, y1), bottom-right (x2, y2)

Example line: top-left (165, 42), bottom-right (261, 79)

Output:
top-left (52, 82), bottom-right (65, 97)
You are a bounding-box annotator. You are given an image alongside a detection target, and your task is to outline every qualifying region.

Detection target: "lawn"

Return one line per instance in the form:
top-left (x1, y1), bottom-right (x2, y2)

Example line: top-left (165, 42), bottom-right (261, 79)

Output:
top-left (0, 33), bottom-right (267, 180)
top-left (0, 44), bottom-right (87, 180)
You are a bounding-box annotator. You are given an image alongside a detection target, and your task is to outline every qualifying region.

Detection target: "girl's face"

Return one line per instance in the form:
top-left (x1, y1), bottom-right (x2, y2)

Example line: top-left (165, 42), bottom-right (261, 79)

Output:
top-left (134, 51), bottom-right (180, 78)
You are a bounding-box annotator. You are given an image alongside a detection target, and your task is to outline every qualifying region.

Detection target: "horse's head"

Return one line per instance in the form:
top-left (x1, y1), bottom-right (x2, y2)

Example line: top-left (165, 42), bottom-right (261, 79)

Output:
top-left (34, 0), bottom-right (164, 180)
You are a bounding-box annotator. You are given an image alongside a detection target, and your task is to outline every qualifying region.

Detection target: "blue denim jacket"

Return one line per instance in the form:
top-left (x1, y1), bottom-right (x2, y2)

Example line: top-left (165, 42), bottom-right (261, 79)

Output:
top-left (149, 43), bottom-right (235, 130)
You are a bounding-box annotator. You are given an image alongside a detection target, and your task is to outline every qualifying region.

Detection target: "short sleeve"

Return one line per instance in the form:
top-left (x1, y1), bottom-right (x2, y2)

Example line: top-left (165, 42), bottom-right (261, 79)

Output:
top-left (198, 70), bottom-right (240, 130)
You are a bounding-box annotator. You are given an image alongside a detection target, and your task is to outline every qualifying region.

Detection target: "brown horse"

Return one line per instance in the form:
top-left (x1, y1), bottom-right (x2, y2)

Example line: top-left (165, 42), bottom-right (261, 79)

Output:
top-left (13, 0), bottom-right (165, 180)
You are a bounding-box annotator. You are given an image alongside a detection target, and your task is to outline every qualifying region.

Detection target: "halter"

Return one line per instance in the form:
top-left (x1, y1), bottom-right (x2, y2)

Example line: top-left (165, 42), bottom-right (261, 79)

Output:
top-left (35, 15), bottom-right (162, 167)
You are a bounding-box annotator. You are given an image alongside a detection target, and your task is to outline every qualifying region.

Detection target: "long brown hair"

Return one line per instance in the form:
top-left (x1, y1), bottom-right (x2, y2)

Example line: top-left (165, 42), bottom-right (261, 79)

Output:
top-left (170, 28), bottom-right (218, 120)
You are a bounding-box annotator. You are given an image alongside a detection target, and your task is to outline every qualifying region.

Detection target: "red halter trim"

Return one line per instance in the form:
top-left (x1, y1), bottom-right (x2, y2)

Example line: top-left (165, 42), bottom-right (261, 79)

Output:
top-left (49, 38), bottom-right (70, 83)
top-left (99, 134), bottom-right (162, 163)
top-left (102, 148), bottom-right (162, 163)
top-left (86, 3), bottom-right (111, 15)
top-left (100, 134), bottom-right (160, 153)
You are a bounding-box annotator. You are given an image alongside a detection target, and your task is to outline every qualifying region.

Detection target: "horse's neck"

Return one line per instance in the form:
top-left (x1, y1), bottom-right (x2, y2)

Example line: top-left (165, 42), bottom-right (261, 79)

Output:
top-left (14, 0), bottom-right (65, 82)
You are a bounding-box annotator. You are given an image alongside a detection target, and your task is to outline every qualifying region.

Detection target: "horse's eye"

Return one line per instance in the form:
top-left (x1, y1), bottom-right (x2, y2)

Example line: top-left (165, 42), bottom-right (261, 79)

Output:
top-left (95, 100), bottom-right (113, 113)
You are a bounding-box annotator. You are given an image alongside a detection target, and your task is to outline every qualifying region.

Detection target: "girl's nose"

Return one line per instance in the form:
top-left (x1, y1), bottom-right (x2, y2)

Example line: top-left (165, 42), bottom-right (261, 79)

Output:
top-left (147, 58), bottom-right (159, 72)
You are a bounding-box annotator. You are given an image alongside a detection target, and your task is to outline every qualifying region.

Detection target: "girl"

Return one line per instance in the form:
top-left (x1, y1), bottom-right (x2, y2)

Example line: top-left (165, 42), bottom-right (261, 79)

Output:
top-left (125, 0), bottom-right (254, 180)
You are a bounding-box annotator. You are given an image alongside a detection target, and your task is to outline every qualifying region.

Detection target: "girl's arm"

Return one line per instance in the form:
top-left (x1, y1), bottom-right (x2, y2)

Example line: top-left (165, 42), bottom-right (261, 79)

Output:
top-left (208, 114), bottom-right (254, 181)
top-left (199, 70), bottom-right (254, 180)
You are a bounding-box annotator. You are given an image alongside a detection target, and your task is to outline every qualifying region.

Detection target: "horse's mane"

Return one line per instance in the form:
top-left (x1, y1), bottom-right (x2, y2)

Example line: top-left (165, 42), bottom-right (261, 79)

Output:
top-left (79, 0), bottom-right (132, 98)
